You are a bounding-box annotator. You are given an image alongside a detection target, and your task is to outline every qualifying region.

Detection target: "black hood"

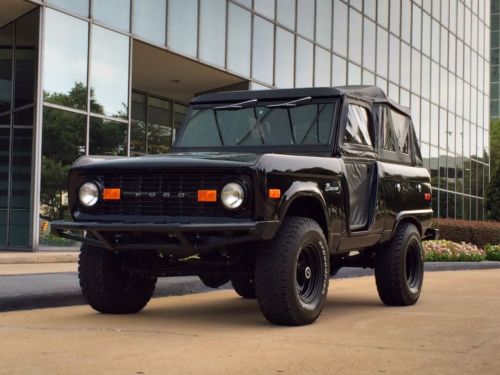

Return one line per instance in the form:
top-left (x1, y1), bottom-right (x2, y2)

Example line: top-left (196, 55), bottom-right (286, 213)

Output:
top-left (71, 152), bottom-right (263, 171)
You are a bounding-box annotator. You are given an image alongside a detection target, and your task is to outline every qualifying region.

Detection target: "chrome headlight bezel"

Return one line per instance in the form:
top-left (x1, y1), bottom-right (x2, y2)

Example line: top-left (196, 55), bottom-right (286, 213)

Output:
top-left (220, 182), bottom-right (245, 210)
top-left (78, 181), bottom-right (100, 207)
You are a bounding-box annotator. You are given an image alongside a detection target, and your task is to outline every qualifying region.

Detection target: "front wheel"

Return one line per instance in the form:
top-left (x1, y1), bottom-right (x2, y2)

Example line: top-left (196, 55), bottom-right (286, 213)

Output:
top-left (79, 244), bottom-right (157, 314)
top-left (375, 223), bottom-right (424, 306)
top-left (254, 217), bottom-right (330, 326)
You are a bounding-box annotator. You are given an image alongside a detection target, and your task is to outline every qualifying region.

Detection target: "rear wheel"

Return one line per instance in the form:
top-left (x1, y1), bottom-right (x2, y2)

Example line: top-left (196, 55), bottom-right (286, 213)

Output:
top-left (231, 275), bottom-right (256, 299)
top-left (375, 223), bottom-right (424, 306)
top-left (254, 217), bottom-right (329, 326)
top-left (79, 244), bottom-right (157, 314)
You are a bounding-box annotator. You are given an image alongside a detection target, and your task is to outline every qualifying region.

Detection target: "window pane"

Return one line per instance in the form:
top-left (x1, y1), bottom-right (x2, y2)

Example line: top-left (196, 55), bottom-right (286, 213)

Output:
top-left (254, 0), bottom-right (275, 19)
top-left (332, 1), bottom-right (348, 57)
top-left (11, 126), bottom-right (33, 209)
top-left (173, 103), bottom-right (187, 142)
top-left (131, 92), bottom-right (146, 156)
top-left (345, 105), bottom-right (372, 146)
top-left (349, 9), bottom-right (362, 64)
top-left (314, 46), bottom-right (330, 87)
top-left (332, 55), bottom-right (346, 86)
top-left (14, 10), bottom-right (38, 109)
top-left (132, 0), bottom-right (166, 45)
top-left (93, 0), bottom-right (130, 32)
top-left (41, 107), bottom-right (86, 222)
top-left (295, 37), bottom-right (313, 87)
top-left (296, 0), bottom-right (314, 39)
top-left (199, 0), bottom-right (226, 67)
top-left (43, 9), bottom-right (88, 110)
top-left (227, 3), bottom-right (251, 76)
top-left (376, 27), bottom-right (388, 78)
top-left (275, 27), bottom-right (294, 88)
top-left (89, 117), bottom-right (128, 156)
top-left (363, 18), bottom-right (376, 72)
top-left (147, 96), bottom-right (172, 154)
top-left (276, 0), bottom-right (295, 29)
top-left (315, 0), bottom-right (332, 48)
top-left (47, 0), bottom-right (88, 17)
top-left (380, 106), bottom-right (397, 151)
top-left (252, 17), bottom-right (274, 84)
top-left (90, 26), bottom-right (129, 118)
top-left (167, 0), bottom-right (198, 57)
top-left (0, 24), bottom-right (13, 113)
top-left (0, 123), bottom-right (9, 210)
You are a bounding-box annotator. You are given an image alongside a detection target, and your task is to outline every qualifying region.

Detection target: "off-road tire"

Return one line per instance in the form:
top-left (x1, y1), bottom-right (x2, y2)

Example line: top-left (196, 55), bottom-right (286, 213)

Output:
top-left (231, 275), bottom-right (256, 298)
top-left (255, 217), bottom-right (329, 326)
top-left (375, 223), bottom-right (424, 306)
top-left (79, 244), bottom-right (157, 314)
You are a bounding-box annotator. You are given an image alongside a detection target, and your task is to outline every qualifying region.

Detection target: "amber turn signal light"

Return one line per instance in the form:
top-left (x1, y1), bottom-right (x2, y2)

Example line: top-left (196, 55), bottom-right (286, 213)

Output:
top-left (198, 189), bottom-right (217, 202)
top-left (103, 188), bottom-right (121, 200)
top-left (268, 189), bottom-right (281, 199)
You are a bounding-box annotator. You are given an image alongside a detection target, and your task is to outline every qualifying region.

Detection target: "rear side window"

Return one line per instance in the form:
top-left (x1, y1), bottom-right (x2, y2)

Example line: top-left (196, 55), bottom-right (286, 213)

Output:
top-left (390, 109), bottom-right (410, 154)
top-left (344, 104), bottom-right (372, 146)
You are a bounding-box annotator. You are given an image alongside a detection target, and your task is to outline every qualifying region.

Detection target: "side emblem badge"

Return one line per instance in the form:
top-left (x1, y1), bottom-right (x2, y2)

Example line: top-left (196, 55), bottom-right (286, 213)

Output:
top-left (325, 182), bottom-right (340, 193)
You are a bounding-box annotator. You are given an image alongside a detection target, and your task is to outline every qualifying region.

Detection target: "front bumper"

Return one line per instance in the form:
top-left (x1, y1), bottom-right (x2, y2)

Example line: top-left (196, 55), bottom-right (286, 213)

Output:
top-left (51, 220), bottom-right (280, 254)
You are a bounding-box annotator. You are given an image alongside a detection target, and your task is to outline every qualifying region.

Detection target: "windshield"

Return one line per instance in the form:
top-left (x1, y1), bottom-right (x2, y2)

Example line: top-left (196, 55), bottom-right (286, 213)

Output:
top-left (175, 101), bottom-right (338, 148)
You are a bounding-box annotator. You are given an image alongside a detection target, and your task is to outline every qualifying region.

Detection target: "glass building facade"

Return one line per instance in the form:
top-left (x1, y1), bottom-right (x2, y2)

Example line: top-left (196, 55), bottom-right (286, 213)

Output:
top-left (0, 0), bottom-right (491, 251)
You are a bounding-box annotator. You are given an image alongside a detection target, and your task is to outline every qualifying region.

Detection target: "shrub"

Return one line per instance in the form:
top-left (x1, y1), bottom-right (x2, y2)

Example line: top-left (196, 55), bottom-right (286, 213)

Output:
top-left (485, 244), bottom-right (500, 261)
top-left (422, 240), bottom-right (485, 262)
top-left (432, 219), bottom-right (500, 248)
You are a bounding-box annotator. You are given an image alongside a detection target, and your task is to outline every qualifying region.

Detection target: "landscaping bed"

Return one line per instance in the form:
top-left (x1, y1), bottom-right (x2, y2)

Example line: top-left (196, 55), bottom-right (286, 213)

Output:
top-left (423, 240), bottom-right (500, 262)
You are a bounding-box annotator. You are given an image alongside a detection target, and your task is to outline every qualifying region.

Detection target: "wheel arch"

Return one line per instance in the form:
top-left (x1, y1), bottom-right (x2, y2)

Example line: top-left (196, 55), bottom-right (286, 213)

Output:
top-left (392, 216), bottom-right (422, 238)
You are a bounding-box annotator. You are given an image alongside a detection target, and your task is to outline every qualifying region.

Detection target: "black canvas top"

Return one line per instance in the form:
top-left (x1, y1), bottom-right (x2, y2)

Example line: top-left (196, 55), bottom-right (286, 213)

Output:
top-left (191, 85), bottom-right (410, 115)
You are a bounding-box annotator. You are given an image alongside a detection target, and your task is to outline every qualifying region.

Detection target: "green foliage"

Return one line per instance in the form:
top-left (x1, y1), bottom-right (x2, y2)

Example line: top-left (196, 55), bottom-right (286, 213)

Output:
top-left (490, 119), bottom-right (500, 172)
top-left (485, 244), bottom-right (500, 261)
top-left (423, 240), bottom-right (485, 262)
top-left (432, 219), bottom-right (500, 248)
top-left (40, 156), bottom-right (70, 220)
top-left (486, 164), bottom-right (500, 221)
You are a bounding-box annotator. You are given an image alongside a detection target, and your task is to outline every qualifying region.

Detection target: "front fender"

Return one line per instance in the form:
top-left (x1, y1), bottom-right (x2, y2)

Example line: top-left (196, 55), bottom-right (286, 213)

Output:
top-left (277, 181), bottom-right (329, 223)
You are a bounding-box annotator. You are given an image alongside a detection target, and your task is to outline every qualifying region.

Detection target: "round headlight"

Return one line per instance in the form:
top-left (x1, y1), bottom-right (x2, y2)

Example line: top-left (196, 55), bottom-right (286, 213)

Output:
top-left (79, 182), bottom-right (99, 207)
top-left (221, 182), bottom-right (245, 210)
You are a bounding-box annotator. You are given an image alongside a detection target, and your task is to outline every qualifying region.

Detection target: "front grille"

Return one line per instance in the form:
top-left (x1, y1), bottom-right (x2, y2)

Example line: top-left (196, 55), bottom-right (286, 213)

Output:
top-left (91, 170), bottom-right (248, 218)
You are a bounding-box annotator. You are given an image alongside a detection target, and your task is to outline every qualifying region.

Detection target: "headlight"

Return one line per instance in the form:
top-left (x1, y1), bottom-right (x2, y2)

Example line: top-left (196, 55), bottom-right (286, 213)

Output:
top-left (79, 182), bottom-right (99, 207)
top-left (221, 182), bottom-right (245, 210)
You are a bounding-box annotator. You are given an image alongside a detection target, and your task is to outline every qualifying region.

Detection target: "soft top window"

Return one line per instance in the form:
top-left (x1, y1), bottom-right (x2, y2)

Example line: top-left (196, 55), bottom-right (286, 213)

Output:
top-left (344, 104), bottom-right (372, 146)
top-left (390, 109), bottom-right (410, 154)
top-left (176, 101), bottom-right (338, 148)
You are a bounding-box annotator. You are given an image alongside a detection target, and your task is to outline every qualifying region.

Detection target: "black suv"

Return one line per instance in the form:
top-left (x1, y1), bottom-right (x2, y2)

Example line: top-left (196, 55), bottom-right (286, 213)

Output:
top-left (53, 86), bottom-right (437, 326)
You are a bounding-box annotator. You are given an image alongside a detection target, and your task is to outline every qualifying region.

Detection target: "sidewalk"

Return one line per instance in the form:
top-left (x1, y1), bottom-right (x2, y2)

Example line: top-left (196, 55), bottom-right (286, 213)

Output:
top-left (0, 251), bottom-right (78, 265)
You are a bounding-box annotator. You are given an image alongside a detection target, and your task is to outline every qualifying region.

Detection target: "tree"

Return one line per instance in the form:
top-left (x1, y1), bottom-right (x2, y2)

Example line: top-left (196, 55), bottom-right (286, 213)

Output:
top-left (485, 120), bottom-right (500, 221)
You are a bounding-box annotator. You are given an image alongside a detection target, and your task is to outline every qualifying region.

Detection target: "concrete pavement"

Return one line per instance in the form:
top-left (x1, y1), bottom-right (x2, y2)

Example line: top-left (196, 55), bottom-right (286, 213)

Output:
top-left (0, 251), bottom-right (78, 264)
top-left (0, 269), bottom-right (499, 374)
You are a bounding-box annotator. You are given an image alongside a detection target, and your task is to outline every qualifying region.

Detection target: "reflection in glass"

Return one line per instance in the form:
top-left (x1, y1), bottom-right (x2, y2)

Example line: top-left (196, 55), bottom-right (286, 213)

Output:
top-left (0, 122), bottom-right (9, 210)
top-left (14, 10), bottom-right (39, 109)
top-left (275, 28), bottom-right (294, 88)
top-left (363, 18), bottom-right (376, 72)
top-left (168, 0), bottom-right (198, 57)
top-left (295, 38), bottom-right (313, 88)
top-left (254, 0), bottom-right (275, 19)
top-left (8, 210), bottom-right (30, 246)
top-left (199, 0), bottom-right (226, 67)
top-left (252, 17), bottom-right (274, 84)
top-left (93, 0), bottom-right (130, 31)
top-left (131, 92), bottom-right (146, 156)
top-left (147, 96), bottom-right (172, 154)
top-left (0, 24), bottom-right (13, 113)
top-left (11, 125), bottom-right (32, 210)
top-left (332, 55), bottom-right (346, 86)
top-left (47, 0), bottom-right (89, 17)
top-left (349, 9), bottom-right (362, 65)
top-left (227, 3), bottom-right (251, 76)
top-left (333, 1), bottom-right (348, 57)
top-left (376, 27), bottom-right (388, 78)
top-left (43, 9), bottom-right (88, 110)
top-left (133, 0), bottom-right (166, 45)
top-left (314, 47), bottom-right (330, 87)
top-left (90, 26), bottom-right (129, 118)
top-left (41, 107), bottom-right (86, 223)
top-left (89, 117), bottom-right (128, 156)
top-left (173, 103), bottom-right (187, 143)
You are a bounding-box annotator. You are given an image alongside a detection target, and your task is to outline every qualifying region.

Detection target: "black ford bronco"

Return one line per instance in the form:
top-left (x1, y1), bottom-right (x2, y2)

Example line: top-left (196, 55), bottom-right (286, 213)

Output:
top-left (53, 86), bottom-right (438, 326)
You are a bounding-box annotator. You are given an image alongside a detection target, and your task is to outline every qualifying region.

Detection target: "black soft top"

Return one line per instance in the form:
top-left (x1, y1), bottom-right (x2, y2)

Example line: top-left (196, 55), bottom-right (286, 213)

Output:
top-left (191, 86), bottom-right (410, 116)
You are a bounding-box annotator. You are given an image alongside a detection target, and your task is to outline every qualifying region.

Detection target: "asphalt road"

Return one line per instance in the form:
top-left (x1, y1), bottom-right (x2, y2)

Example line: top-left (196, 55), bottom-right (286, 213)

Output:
top-left (1, 270), bottom-right (499, 375)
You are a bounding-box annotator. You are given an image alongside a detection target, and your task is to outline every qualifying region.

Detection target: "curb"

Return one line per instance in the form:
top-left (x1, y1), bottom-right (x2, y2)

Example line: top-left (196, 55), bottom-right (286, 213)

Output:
top-left (0, 252), bottom-right (79, 265)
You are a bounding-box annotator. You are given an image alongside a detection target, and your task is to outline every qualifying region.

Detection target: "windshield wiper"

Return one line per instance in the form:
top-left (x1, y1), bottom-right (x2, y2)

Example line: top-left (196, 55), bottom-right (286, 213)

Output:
top-left (266, 96), bottom-right (312, 108)
top-left (214, 99), bottom-right (258, 110)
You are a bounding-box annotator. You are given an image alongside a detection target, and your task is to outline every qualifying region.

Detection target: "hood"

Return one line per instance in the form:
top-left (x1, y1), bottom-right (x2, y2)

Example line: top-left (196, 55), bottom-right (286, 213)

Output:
top-left (71, 152), bottom-right (264, 171)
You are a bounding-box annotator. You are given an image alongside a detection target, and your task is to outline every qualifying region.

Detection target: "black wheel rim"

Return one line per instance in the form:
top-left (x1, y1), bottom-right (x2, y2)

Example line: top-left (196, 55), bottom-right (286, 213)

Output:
top-left (296, 243), bottom-right (323, 304)
top-left (405, 241), bottom-right (422, 293)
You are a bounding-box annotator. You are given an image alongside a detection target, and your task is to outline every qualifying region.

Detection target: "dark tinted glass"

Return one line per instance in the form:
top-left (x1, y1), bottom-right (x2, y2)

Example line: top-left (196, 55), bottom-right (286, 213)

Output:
top-left (10, 125), bottom-right (32, 209)
top-left (131, 92), bottom-right (146, 156)
top-left (14, 10), bottom-right (38, 109)
top-left (147, 97), bottom-right (171, 154)
top-left (89, 117), bottom-right (128, 156)
top-left (0, 24), bottom-right (13, 113)
top-left (0, 121), bottom-right (9, 209)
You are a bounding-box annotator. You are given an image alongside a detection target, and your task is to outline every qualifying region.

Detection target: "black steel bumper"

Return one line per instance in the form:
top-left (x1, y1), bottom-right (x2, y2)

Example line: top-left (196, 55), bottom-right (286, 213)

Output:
top-left (422, 227), bottom-right (439, 241)
top-left (51, 220), bottom-right (280, 254)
